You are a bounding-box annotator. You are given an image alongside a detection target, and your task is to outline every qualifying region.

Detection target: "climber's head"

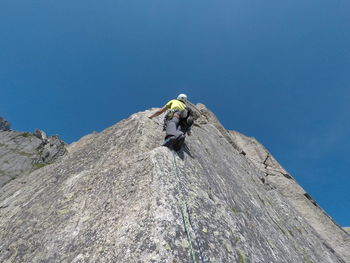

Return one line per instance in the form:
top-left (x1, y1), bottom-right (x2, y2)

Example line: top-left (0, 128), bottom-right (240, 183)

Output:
top-left (177, 94), bottom-right (188, 103)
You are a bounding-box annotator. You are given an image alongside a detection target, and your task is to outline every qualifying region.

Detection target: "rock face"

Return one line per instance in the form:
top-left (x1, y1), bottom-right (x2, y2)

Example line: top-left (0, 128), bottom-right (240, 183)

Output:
top-left (229, 130), bottom-right (350, 261)
top-left (0, 117), bottom-right (10, 131)
top-left (0, 105), bottom-right (349, 263)
top-left (0, 127), bottom-right (67, 187)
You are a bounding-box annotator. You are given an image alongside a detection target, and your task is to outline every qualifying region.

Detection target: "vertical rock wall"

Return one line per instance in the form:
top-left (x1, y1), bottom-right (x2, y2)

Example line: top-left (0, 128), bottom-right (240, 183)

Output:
top-left (0, 107), bottom-right (348, 262)
top-left (229, 130), bottom-right (350, 261)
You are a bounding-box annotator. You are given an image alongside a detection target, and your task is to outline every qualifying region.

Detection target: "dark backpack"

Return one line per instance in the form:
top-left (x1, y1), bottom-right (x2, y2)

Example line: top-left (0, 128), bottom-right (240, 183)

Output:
top-left (178, 107), bottom-right (194, 133)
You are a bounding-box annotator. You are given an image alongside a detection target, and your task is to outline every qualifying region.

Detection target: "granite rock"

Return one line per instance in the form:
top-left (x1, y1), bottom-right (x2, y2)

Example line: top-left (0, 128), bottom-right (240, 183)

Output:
top-left (0, 117), bottom-right (10, 131)
top-left (229, 129), bottom-right (350, 261)
top-left (0, 128), bottom-right (67, 188)
top-left (0, 105), bottom-right (348, 263)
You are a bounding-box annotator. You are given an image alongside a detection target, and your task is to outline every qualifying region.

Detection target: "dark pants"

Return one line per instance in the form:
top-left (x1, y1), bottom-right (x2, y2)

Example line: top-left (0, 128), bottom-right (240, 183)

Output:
top-left (165, 116), bottom-right (184, 140)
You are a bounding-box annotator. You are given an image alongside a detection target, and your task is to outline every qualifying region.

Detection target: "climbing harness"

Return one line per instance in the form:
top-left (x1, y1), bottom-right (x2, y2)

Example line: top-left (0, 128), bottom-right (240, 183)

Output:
top-left (165, 109), bottom-right (176, 120)
top-left (171, 150), bottom-right (207, 263)
top-left (163, 109), bottom-right (178, 131)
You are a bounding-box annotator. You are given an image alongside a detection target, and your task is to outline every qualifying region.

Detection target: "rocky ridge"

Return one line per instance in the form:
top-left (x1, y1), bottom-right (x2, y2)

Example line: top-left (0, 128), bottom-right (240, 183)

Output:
top-left (229, 130), bottom-right (350, 260)
top-left (0, 117), bottom-right (10, 131)
top-left (0, 106), bottom-right (349, 262)
top-left (0, 117), bottom-right (67, 187)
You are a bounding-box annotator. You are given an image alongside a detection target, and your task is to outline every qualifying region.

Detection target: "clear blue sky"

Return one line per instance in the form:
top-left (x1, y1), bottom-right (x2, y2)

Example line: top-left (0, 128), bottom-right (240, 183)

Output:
top-left (1, 0), bottom-right (349, 226)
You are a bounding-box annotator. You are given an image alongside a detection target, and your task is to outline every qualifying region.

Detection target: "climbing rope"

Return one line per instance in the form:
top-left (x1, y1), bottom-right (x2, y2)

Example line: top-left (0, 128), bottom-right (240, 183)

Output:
top-left (171, 150), bottom-right (207, 263)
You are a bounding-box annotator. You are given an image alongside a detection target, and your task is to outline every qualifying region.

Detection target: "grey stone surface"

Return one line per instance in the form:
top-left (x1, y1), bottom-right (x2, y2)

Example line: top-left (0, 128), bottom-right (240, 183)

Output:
top-left (0, 105), bottom-right (348, 262)
top-left (0, 129), bottom-right (67, 187)
top-left (229, 129), bottom-right (350, 262)
top-left (34, 129), bottom-right (48, 141)
top-left (0, 117), bottom-right (10, 131)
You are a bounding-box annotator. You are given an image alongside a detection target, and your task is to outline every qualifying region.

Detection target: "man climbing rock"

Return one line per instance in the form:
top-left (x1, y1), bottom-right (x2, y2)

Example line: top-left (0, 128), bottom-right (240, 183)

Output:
top-left (148, 94), bottom-right (193, 150)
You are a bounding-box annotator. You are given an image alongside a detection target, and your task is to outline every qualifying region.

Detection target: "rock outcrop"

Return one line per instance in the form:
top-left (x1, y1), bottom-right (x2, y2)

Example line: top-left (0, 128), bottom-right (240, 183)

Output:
top-left (0, 126), bottom-right (67, 188)
top-left (229, 130), bottom-right (350, 261)
top-left (0, 105), bottom-right (349, 263)
top-left (0, 117), bottom-right (10, 131)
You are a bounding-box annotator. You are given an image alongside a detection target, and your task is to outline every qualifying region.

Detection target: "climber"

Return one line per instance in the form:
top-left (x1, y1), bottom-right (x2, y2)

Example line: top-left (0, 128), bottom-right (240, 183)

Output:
top-left (148, 94), bottom-right (194, 150)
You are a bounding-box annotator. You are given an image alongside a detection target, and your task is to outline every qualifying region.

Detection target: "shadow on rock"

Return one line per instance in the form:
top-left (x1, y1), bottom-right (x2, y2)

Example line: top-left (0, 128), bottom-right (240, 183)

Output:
top-left (175, 142), bottom-right (193, 160)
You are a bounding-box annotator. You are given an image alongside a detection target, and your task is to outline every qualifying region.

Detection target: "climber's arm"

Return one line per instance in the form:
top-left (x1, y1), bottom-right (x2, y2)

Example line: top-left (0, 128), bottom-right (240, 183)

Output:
top-left (148, 106), bottom-right (169, 119)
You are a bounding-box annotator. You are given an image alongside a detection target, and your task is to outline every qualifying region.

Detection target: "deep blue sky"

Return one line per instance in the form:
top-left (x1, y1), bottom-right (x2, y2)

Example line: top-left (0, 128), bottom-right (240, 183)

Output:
top-left (1, 0), bottom-right (349, 226)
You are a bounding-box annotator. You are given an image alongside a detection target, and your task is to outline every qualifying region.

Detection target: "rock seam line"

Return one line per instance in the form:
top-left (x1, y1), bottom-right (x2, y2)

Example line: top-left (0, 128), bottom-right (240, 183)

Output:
top-left (171, 149), bottom-right (207, 263)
